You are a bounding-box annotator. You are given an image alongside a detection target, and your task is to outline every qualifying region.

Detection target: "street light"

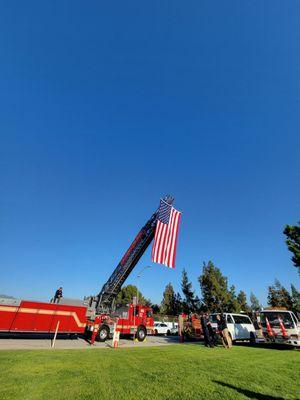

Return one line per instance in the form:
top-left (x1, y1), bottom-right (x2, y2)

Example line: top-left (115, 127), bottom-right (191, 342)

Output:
top-left (135, 265), bottom-right (151, 304)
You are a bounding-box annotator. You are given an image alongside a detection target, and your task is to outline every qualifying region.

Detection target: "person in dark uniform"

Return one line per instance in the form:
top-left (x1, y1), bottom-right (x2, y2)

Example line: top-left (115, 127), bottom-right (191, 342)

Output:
top-left (201, 313), bottom-right (214, 347)
top-left (53, 287), bottom-right (63, 303)
top-left (207, 317), bottom-right (217, 346)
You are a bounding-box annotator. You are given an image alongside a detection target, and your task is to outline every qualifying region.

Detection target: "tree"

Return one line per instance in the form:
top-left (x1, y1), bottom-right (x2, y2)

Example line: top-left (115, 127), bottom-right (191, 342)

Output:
top-left (115, 285), bottom-right (148, 307)
top-left (227, 285), bottom-right (240, 313)
top-left (161, 283), bottom-right (178, 315)
top-left (290, 284), bottom-right (300, 315)
top-left (174, 292), bottom-right (183, 315)
top-left (150, 304), bottom-right (161, 314)
top-left (284, 222), bottom-right (300, 273)
top-left (198, 261), bottom-right (231, 313)
top-left (267, 279), bottom-right (293, 309)
top-left (181, 269), bottom-right (201, 313)
top-left (250, 292), bottom-right (261, 311)
top-left (237, 290), bottom-right (249, 313)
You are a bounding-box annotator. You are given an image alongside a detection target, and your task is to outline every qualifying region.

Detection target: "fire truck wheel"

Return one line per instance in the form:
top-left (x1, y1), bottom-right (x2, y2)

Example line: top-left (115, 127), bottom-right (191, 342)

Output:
top-left (97, 325), bottom-right (109, 342)
top-left (136, 326), bottom-right (147, 342)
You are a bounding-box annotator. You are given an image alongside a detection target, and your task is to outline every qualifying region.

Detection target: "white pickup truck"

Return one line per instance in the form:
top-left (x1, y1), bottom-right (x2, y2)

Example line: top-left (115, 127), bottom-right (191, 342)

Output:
top-left (260, 310), bottom-right (300, 347)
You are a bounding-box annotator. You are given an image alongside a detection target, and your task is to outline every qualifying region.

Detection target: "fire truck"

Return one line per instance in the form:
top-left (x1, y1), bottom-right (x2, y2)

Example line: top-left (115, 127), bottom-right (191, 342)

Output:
top-left (0, 196), bottom-right (175, 343)
top-left (178, 313), bottom-right (203, 341)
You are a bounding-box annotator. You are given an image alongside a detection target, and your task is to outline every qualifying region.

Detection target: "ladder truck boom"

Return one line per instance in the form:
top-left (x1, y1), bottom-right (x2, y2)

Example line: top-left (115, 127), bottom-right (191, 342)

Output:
top-left (95, 196), bottom-right (174, 313)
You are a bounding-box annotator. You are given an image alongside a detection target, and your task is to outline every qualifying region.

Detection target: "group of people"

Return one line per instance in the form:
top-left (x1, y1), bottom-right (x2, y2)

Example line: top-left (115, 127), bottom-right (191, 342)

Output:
top-left (200, 313), bottom-right (232, 349)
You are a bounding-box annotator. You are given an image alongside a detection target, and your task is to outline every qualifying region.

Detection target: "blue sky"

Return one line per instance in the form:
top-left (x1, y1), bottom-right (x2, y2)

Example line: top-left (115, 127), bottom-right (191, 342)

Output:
top-left (0, 1), bottom-right (299, 305)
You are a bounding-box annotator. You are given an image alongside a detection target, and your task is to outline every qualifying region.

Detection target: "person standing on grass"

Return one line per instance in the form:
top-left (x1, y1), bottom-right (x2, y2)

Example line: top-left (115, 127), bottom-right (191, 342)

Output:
top-left (201, 313), bottom-right (214, 348)
top-left (217, 314), bottom-right (232, 348)
top-left (53, 287), bottom-right (63, 303)
top-left (207, 317), bottom-right (217, 346)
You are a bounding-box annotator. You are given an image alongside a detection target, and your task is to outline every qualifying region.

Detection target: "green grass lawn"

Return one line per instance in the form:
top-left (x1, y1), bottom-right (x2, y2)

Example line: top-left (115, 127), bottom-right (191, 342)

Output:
top-left (0, 344), bottom-right (299, 400)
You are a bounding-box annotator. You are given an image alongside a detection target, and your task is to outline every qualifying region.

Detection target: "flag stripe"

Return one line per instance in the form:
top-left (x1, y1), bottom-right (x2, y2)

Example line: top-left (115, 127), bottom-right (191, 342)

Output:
top-left (164, 208), bottom-right (176, 267)
top-left (153, 220), bottom-right (164, 263)
top-left (165, 208), bottom-right (181, 268)
top-left (168, 210), bottom-right (181, 268)
top-left (151, 203), bottom-right (181, 269)
top-left (158, 223), bottom-right (168, 264)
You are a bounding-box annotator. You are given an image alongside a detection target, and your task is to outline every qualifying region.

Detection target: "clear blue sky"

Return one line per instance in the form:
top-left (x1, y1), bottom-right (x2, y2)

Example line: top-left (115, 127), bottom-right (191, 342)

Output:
top-left (0, 1), bottom-right (299, 305)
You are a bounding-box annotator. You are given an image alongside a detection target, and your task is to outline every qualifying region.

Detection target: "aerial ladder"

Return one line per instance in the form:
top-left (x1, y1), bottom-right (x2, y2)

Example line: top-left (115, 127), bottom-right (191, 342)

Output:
top-left (92, 195), bottom-right (174, 314)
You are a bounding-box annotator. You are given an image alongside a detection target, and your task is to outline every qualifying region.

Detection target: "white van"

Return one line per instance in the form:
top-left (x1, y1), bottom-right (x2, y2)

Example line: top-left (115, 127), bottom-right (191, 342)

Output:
top-left (210, 313), bottom-right (256, 343)
top-left (260, 310), bottom-right (300, 347)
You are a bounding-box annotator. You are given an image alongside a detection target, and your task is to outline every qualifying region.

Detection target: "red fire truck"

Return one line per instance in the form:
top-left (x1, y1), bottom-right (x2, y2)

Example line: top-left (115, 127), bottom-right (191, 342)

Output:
top-left (0, 299), bottom-right (154, 343)
top-left (178, 313), bottom-right (203, 341)
top-left (0, 196), bottom-right (176, 343)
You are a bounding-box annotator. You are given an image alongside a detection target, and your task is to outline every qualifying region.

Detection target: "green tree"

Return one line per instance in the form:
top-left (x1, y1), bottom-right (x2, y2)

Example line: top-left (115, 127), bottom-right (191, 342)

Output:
top-left (181, 269), bottom-right (201, 313)
top-left (227, 285), bottom-right (240, 313)
top-left (250, 292), bottom-right (261, 311)
top-left (161, 283), bottom-right (177, 315)
top-left (174, 292), bottom-right (183, 314)
top-left (150, 303), bottom-right (160, 314)
top-left (290, 284), bottom-right (300, 315)
top-left (115, 285), bottom-right (148, 307)
top-left (267, 279), bottom-right (293, 309)
top-left (198, 261), bottom-right (231, 313)
top-left (237, 290), bottom-right (249, 312)
top-left (284, 222), bottom-right (300, 273)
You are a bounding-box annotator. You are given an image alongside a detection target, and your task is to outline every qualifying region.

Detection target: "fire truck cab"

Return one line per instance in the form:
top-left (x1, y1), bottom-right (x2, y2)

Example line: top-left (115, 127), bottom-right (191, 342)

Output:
top-left (86, 304), bottom-right (154, 342)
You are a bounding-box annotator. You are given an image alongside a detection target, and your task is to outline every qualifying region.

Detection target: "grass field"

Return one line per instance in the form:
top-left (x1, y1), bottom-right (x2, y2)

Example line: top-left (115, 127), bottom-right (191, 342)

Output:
top-left (0, 344), bottom-right (299, 400)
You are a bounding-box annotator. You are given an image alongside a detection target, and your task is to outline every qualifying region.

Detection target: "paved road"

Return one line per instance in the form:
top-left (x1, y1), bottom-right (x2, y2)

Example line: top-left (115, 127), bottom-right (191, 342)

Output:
top-left (0, 335), bottom-right (180, 350)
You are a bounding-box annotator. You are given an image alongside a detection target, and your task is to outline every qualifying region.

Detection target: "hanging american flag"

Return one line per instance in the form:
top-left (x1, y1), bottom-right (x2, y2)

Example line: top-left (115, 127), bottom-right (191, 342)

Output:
top-left (151, 199), bottom-right (182, 269)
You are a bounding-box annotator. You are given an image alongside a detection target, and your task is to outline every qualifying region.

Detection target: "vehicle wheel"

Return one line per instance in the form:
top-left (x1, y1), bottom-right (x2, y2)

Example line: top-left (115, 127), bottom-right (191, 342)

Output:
top-left (97, 325), bottom-right (109, 342)
top-left (136, 326), bottom-right (147, 342)
top-left (154, 329), bottom-right (158, 336)
top-left (167, 330), bottom-right (171, 336)
top-left (250, 332), bottom-right (256, 345)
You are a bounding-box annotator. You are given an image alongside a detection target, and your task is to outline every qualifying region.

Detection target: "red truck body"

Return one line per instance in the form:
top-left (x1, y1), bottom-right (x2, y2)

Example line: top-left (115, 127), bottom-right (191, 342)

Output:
top-left (0, 300), bottom-right (87, 334)
top-left (0, 299), bottom-right (154, 342)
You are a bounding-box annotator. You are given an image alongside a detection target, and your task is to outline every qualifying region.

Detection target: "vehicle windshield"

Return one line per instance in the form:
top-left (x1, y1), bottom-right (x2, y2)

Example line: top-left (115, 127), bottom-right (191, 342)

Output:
top-left (260, 312), bottom-right (295, 329)
top-left (146, 310), bottom-right (153, 318)
top-left (233, 315), bottom-right (252, 324)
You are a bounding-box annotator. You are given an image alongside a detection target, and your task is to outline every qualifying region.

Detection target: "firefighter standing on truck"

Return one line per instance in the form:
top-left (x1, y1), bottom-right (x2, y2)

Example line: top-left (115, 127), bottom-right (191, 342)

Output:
top-left (53, 287), bottom-right (63, 303)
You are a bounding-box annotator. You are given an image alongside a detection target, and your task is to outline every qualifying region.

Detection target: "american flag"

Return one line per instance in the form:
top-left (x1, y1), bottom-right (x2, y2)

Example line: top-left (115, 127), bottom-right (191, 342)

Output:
top-left (151, 199), bottom-right (182, 269)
